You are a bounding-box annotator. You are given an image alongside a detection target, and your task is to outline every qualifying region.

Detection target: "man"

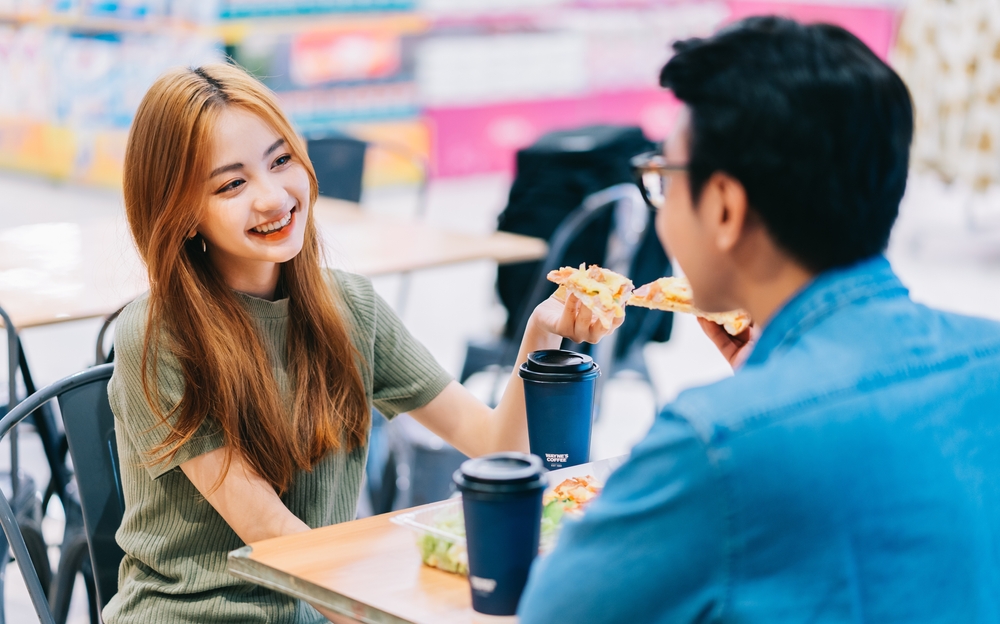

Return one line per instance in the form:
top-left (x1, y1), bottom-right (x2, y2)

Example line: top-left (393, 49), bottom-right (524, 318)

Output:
top-left (518, 16), bottom-right (1000, 623)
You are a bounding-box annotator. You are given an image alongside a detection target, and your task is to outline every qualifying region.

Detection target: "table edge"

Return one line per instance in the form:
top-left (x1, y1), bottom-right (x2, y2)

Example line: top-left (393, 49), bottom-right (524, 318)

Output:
top-left (227, 546), bottom-right (412, 624)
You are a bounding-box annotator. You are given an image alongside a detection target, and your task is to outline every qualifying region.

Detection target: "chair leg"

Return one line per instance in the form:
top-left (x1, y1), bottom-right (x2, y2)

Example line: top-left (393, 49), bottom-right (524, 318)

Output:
top-left (0, 536), bottom-right (7, 624)
top-left (81, 557), bottom-right (99, 624)
top-left (18, 519), bottom-right (51, 598)
top-left (50, 533), bottom-right (89, 624)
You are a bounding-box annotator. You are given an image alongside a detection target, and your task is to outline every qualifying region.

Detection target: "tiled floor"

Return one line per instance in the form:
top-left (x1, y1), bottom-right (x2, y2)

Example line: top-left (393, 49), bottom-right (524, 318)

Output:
top-left (1, 169), bottom-right (999, 622)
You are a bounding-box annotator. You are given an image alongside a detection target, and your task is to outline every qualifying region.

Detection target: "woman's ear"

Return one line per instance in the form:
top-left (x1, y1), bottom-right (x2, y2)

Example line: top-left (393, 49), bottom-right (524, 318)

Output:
top-left (703, 172), bottom-right (748, 253)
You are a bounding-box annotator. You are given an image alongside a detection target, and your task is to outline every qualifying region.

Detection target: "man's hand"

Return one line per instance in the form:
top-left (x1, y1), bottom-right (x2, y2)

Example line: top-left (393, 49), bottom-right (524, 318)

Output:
top-left (697, 317), bottom-right (757, 369)
top-left (530, 293), bottom-right (624, 344)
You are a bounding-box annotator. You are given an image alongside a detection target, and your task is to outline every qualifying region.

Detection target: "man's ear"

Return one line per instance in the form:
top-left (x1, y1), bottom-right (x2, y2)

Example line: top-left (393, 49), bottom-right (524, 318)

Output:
top-left (698, 172), bottom-right (748, 253)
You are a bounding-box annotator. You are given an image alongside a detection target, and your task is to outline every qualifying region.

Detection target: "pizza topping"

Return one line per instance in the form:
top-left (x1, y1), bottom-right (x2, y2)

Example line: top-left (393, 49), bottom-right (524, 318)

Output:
top-left (629, 276), bottom-right (752, 336)
top-left (543, 475), bottom-right (601, 512)
top-left (547, 264), bottom-right (634, 329)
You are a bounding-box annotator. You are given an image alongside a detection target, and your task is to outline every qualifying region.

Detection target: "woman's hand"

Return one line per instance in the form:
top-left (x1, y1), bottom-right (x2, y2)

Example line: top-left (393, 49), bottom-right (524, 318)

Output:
top-left (529, 293), bottom-right (624, 344)
top-left (697, 317), bottom-right (758, 370)
top-left (408, 292), bottom-right (625, 457)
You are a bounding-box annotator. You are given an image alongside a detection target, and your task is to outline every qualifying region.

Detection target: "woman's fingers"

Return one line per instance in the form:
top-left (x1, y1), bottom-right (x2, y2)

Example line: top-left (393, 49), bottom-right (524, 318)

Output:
top-left (557, 293), bottom-right (580, 334)
top-left (573, 299), bottom-right (596, 341)
top-left (544, 293), bottom-right (625, 344)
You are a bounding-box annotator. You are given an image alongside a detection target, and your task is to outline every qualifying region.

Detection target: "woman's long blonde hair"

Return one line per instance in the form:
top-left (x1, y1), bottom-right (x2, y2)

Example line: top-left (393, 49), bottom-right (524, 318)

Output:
top-left (123, 63), bottom-right (369, 494)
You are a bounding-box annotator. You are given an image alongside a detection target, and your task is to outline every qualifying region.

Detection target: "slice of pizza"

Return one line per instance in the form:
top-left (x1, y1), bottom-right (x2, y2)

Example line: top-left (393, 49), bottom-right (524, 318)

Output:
top-left (628, 276), bottom-right (751, 336)
top-left (547, 264), bottom-right (634, 329)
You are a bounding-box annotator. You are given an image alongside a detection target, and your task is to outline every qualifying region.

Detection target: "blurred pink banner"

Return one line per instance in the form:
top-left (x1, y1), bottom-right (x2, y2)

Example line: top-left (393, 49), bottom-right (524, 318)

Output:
top-left (726, 1), bottom-right (898, 59)
top-left (427, 89), bottom-right (681, 178)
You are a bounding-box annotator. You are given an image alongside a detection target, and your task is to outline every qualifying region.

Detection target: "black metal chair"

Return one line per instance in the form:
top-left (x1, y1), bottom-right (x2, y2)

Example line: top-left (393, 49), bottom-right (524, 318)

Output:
top-left (0, 305), bottom-right (74, 624)
top-left (94, 306), bottom-right (126, 367)
top-left (306, 131), bottom-right (429, 219)
top-left (0, 364), bottom-right (122, 624)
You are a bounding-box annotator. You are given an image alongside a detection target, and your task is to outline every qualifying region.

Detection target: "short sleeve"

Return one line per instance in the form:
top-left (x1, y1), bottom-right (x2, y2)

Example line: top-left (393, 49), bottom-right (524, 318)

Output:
top-left (369, 288), bottom-right (452, 419)
top-left (109, 297), bottom-right (225, 480)
top-left (518, 410), bottom-right (729, 623)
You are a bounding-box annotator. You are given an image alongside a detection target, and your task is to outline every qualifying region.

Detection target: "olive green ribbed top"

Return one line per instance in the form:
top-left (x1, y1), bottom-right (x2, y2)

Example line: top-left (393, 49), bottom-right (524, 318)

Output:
top-left (103, 270), bottom-right (452, 624)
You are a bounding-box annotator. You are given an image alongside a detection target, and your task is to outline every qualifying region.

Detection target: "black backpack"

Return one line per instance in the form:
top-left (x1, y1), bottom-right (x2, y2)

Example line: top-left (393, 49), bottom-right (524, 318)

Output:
top-left (496, 125), bottom-right (673, 360)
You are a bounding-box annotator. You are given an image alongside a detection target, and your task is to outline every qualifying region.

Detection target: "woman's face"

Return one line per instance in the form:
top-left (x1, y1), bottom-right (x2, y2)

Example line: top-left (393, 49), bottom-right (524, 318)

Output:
top-left (198, 107), bottom-right (311, 291)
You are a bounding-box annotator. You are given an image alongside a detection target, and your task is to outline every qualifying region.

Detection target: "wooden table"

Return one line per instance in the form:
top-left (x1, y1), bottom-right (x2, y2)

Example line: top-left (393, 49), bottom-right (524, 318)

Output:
top-left (0, 197), bottom-right (546, 329)
top-left (226, 459), bottom-right (625, 624)
top-left (228, 507), bottom-right (509, 624)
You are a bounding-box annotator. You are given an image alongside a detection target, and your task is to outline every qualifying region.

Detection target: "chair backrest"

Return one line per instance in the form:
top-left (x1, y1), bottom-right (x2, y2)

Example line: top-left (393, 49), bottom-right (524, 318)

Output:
top-left (95, 304), bottom-right (127, 365)
top-left (0, 364), bottom-right (122, 623)
top-left (307, 134), bottom-right (368, 203)
top-left (55, 364), bottom-right (124, 612)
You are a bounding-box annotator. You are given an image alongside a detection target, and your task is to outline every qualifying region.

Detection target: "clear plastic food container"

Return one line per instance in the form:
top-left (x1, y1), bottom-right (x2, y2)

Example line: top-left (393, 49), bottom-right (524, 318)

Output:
top-left (392, 498), bottom-right (468, 574)
top-left (391, 455), bottom-right (627, 576)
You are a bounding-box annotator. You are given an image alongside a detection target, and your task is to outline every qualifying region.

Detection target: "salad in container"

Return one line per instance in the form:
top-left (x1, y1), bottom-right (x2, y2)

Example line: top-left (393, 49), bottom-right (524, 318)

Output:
top-left (392, 456), bottom-right (625, 576)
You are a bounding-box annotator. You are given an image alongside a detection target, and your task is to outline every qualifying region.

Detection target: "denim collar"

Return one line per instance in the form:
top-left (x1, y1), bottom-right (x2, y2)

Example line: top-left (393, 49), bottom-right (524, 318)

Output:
top-left (745, 255), bottom-right (909, 366)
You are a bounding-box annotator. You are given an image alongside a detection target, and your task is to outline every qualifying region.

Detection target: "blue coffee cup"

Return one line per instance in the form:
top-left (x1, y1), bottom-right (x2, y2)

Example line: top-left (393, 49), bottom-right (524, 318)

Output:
top-left (518, 350), bottom-right (600, 470)
top-left (453, 452), bottom-right (546, 616)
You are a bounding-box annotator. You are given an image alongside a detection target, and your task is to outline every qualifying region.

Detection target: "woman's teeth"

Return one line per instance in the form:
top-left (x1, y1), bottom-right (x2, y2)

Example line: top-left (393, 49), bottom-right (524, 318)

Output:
top-left (252, 212), bottom-right (292, 234)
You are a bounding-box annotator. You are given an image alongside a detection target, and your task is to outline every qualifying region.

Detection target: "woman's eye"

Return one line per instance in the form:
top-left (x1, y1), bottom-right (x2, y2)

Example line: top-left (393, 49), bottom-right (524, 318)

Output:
top-left (219, 179), bottom-right (245, 193)
top-left (273, 154), bottom-right (292, 168)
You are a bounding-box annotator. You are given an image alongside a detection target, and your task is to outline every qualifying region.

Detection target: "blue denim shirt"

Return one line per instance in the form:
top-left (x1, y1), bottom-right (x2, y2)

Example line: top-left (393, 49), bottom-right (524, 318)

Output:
top-left (519, 256), bottom-right (1000, 623)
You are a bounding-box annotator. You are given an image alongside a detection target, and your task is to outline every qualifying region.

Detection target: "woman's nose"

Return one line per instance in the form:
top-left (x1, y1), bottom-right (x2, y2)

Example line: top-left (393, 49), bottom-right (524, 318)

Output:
top-left (253, 178), bottom-right (288, 213)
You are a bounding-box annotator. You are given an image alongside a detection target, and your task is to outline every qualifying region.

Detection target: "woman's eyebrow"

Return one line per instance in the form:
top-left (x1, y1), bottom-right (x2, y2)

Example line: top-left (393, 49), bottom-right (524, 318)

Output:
top-left (264, 138), bottom-right (285, 157)
top-left (209, 139), bottom-right (286, 179)
top-left (210, 162), bottom-right (242, 178)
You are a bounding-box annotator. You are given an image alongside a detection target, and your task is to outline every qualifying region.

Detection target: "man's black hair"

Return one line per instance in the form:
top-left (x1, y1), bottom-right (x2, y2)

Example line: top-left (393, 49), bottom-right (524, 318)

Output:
top-left (660, 16), bottom-right (913, 272)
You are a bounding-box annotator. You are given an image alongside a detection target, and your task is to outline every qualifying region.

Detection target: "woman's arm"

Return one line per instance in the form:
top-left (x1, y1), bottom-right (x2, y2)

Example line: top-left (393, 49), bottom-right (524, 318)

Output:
top-left (181, 451), bottom-right (365, 623)
top-left (409, 294), bottom-right (621, 457)
top-left (180, 447), bottom-right (309, 544)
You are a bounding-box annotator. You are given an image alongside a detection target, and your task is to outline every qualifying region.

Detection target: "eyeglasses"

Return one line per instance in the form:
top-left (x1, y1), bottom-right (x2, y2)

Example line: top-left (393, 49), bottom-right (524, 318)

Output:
top-left (630, 150), bottom-right (687, 211)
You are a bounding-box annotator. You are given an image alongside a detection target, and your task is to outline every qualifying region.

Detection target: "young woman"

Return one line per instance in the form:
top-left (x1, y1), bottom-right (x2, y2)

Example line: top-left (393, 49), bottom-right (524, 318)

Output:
top-left (104, 63), bottom-right (619, 624)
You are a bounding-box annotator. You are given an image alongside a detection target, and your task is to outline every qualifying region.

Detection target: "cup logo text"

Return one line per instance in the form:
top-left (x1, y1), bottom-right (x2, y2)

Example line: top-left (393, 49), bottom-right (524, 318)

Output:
top-left (470, 576), bottom-right (497, 594)
top-left (545, 453), bottom-right (569, 465)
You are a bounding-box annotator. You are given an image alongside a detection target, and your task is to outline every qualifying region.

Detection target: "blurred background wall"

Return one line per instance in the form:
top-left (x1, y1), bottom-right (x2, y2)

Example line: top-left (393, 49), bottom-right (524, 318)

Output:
top-left (0, 0), bottom-right (909, 191)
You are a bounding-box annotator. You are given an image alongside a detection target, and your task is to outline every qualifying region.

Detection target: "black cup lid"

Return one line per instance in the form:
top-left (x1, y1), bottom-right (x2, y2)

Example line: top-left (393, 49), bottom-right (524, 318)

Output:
top-left (525, 350), bottom-right (594, 375)
top-left (457, 452), bottom-right (544, 485)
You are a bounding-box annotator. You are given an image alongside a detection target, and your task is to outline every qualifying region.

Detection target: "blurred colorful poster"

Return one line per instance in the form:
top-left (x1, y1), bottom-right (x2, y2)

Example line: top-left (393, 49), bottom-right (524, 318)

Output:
top-left (291, 31), bottom-right (403, 87)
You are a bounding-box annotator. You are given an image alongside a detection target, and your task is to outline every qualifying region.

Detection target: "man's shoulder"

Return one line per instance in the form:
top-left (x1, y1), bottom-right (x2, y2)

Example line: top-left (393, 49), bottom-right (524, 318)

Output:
top-left (670, 303), bottom-right (1000, 445)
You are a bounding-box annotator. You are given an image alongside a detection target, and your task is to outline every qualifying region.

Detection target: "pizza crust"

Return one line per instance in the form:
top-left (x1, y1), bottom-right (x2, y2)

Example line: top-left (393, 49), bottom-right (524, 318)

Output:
top-left (628, 276), bottom-right (751, 336)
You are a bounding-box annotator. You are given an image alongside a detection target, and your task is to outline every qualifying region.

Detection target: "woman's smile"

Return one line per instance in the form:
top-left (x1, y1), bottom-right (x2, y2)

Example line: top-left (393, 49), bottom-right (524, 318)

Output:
top-left (249, 206), bottom-right (297, 239)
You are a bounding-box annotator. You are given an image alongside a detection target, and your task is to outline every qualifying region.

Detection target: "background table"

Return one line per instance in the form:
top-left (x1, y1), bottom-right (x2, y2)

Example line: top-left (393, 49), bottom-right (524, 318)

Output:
top-left (228, 507), bottom-right (510, 624)
top-left (0, 197), bottom-right (547, 329)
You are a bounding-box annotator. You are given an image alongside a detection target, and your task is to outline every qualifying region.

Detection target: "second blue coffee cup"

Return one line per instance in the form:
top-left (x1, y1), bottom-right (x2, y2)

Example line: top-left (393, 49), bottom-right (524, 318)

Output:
top-left (518, 349), bottom-right (600, 470)
top-left (454, 453), bottom-right (546, 615)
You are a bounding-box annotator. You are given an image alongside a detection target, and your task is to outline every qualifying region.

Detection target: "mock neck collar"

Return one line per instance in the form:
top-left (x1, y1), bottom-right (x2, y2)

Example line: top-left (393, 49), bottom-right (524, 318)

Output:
top-left (745, 255), bottom-right (908, 366)
top-left (232, 290), bottom-right (290, 319)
